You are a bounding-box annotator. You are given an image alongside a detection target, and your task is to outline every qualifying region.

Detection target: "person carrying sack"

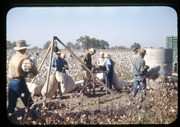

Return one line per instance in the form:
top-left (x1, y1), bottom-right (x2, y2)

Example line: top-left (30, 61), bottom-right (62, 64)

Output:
top-left (7, 40), bottom-right (38, 119)
top-left (130, 49), bottom-right (149, 99)
top-left (103, 54), bottom-right (114, 90)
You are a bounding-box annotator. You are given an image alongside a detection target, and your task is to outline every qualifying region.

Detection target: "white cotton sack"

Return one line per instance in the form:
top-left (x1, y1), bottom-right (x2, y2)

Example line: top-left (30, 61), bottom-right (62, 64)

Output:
top-left (26, 82), bottom-right (42, 96)
top-left (56, 72), bottom-right (76, 94)
top-left (112, 70), bottom-right (123, 91)
top-left (41, 73), bottom-right (59, 98)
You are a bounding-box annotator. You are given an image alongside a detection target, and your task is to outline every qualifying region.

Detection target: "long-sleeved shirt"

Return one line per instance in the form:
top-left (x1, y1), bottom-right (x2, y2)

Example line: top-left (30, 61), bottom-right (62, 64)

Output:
top-left (51, 57), bottom-right (65, 72)
top-left (8, 51), bottom-right (38, 79)
top-left (104, 58), bottom-right (113, 72)
top-left (133, 56), bottom-right (148, 76)
top-left (83, 52), bottom-right (92, 70)
top-left (131, 51), bottom-right (140, 73)
top-left (62, 59), bottom-right (68, 67)
top-left (97, 57), bottom-right (105, 66)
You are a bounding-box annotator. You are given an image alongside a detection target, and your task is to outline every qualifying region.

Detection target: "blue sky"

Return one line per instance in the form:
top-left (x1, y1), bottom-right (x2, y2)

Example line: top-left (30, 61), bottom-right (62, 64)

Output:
top-left (6, 7), bottom-right (177, 49)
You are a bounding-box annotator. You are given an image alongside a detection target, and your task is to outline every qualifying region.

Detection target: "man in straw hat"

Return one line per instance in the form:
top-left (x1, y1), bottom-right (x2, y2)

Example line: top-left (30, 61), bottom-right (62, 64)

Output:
top-left (104, 53), bottom-right (114, 90)
top-left (51, 50), bottom-right (65, 73)
top-left (7, 40), bottom-right (38, 119)
top-left (82, 48), bottom-right (96, 85)
top-left (130, 49), bottom-right (149, 99)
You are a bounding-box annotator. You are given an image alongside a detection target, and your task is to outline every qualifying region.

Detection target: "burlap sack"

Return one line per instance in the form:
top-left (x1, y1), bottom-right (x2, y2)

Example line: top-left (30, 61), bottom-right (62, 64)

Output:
top-left (56, 72), bottom-right (76, 94)
top-left (41, 73), bottom-right (59, 98)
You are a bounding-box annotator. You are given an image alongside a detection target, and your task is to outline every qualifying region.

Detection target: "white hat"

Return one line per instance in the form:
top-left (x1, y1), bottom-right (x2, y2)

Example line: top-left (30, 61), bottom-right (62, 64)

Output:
top-left (104, 54), bottom-right (110, 58)
top-left (89, 48), bottom-right (96, 53)
top-left (100, 52), bottom-right (104, 55)
top-left (13, 40), bottom-right (29, 51)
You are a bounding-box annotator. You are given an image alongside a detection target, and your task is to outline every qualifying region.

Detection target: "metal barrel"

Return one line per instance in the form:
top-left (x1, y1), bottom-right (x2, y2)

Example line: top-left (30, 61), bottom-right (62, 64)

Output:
top-left (144, 48), bottom-right (173, 76)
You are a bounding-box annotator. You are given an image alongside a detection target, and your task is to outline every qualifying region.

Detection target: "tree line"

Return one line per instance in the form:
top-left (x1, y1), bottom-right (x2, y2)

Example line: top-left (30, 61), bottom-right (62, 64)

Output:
top-left (67, 36), bottom-right (141, 50)
top-left (67, 36), bottom-right (109, 50)
top-left (6, 36), bottom-right (141, 50)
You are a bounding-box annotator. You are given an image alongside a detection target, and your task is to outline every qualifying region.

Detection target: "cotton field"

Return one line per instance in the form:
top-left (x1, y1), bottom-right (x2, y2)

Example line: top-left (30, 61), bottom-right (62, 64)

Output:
top-left (6, 49), bottom-right (134, 86)
top-left (6, 49), bottom-right (178, 125)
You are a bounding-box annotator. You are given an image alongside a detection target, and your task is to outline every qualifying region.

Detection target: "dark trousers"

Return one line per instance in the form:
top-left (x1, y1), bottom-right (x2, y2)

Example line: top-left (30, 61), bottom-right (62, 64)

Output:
top-left (7, 79), bottom-right (34, 114)
top-left (103, 70), bottom-right (113, 89)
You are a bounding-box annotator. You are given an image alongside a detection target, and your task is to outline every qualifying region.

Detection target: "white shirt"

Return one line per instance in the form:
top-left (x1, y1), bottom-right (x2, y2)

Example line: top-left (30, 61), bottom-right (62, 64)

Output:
top-left (97, 57), bottom-right (105, 66)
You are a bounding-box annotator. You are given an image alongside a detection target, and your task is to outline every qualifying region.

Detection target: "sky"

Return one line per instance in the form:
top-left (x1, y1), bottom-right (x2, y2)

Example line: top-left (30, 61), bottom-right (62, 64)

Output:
top-left (6, 6), bottom-right (177, 49)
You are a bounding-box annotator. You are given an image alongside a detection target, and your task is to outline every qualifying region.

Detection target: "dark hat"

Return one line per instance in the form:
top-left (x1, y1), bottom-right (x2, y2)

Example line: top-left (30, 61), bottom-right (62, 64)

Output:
top-left (132, 47), bottom-right (138, 51)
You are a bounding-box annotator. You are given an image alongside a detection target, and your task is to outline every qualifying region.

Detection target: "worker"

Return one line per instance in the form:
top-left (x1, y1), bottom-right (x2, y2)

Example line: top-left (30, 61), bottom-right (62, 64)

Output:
top-left (97, 52), bottom-right (106, 69)
top-left (130, 49), bottom-right (149, 99)
top-left (61, 53), bottom-right (69, 73)
top-left (82, 48), bottom-right (96, 85)
top-left (103, 54), bottom-right (114, 90)
top-left (132, 47), bottom-right (140, 58)
top-left (51, 50), bottom-right (64, 73)
top-left (7, 40), bottom-right (38, 119)
top-left (131, 47), bottom-right (140, 74)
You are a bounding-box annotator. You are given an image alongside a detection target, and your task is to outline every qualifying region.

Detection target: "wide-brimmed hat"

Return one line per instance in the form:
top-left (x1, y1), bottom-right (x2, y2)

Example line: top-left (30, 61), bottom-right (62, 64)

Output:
top-left (89, 48), bottom-right (96, 53)
top-left (13, 40), bottom-right (29, 51)
top-left (100, 52), bottom-right (104, 55)
top-left (56, 50), bottom-right (61, 54)
top-left (139, 49), bottom-right (147, 55)
top-left (167, 76), bottom-right (172, 79)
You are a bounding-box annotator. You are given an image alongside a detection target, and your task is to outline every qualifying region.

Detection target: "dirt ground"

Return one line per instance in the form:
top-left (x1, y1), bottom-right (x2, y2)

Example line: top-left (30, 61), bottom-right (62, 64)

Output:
top-left (7, 77), bottom-right (178, 125)
top-left (14, 86), bottom-right (131, 115)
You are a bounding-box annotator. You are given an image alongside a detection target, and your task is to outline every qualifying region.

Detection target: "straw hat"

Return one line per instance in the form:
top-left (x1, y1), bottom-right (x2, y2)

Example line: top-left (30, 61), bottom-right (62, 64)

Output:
top-left (167, 76), bottom-right (172, 79)
top-left (56, 50), bottom-right (61, 54)
top-left (104, 54), bottom-right (110, 58)
top-left (139, 49), bottom-right (147, 55)
top-left (13, 40), bottom-right (29, 51)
